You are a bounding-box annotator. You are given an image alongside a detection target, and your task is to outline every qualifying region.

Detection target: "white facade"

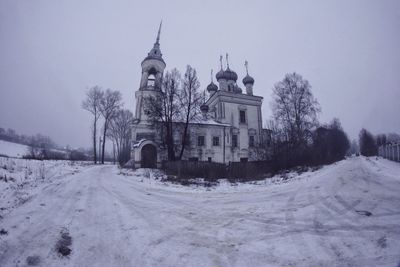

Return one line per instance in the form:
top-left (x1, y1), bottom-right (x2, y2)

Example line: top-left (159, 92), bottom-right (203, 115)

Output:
top-left (131, 25), bottom-right (269, 168)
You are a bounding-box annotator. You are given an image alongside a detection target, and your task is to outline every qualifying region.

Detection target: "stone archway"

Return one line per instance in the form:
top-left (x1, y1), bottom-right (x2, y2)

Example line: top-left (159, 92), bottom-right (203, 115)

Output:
top-left (141, 144), bottom-right (157, 168)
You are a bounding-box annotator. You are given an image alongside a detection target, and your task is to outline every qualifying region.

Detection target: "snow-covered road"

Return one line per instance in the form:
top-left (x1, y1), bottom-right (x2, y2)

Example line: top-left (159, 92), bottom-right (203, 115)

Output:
top-left (0, 157), bottom-right (399, 266)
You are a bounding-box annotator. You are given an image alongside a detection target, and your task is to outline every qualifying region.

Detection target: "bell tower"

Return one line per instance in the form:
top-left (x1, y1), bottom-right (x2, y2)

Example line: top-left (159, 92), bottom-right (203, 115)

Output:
top-left (134, 21), bottom-right (166, 122)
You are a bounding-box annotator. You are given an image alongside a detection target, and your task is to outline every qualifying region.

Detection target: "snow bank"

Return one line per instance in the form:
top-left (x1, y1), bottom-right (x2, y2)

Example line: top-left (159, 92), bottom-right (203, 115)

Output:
top-left (117, 164), bottom-right (326, 193)
top-left (0, 157), bottom-right (90, 217)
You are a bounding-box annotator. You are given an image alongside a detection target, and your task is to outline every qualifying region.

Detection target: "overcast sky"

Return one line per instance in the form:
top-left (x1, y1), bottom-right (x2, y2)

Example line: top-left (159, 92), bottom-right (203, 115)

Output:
top-left (0, 0), bottom-right (399, 148)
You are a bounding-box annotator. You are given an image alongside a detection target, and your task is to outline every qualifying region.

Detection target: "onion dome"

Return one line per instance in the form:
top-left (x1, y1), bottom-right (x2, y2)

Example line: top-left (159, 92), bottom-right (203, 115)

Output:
top-left (233, 85), bottom-right (242, 94)
top-left (242, 60), bottom-right (255, 85)
top-left (215, 54), bottom-right (238, 81)
top-left (207, 82), bottom-right (218, 93)
top-left (216, 55), bottom-right (226, 80)
top-left (222, 67), bottom-right (238, 81)
top-left (222, 53), bottom-right (238, 81)
top-left (207, 69), bottom-right (218, 93)
top-left (215, 69), bottom-right (225, 80)
top-left (200, 103), bottom-right (209, 113)
top-left (242, 74), bottom-right (254, 85)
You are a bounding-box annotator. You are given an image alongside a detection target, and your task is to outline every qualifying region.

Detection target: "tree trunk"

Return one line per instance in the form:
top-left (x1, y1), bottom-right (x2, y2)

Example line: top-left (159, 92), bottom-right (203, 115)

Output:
top-left (101, 121), bottom-right (107, 164)
top-left (179, 122), bottom-right (189, 160)
top-left (93, 118), bottom-right (97, 164)
top-left (166, 122), bottom-right (175, 161)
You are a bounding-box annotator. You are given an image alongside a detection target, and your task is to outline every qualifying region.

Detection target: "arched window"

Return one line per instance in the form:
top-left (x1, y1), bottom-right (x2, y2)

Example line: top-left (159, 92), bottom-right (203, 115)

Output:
top-left (147, 74), bottom-right (155, 87)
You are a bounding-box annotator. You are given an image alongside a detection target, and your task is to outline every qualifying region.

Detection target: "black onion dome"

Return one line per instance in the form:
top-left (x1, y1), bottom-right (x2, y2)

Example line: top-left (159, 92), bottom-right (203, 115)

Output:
top-left (222, 67), bottom-right (238, 81)
top-left (200, 103), bottom-right (209, 113)
top-left (216, 69), bottom-right (225, 80)
top-left (242, 74), bottom-right (255, 85)
top-left (234, 85), bottom-right (242, 94)
top-left (207, 82), bottom-right (218, 93)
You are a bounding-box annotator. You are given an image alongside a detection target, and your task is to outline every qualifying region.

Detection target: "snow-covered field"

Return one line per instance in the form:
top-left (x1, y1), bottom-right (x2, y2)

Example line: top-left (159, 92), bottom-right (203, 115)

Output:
top-left (0, 140), bottom-right (68, 159)
top-left (0, 140), bottom-right (29, 158)
top-left (0, 157), bottom-right (89, 217)
top-left (0, 156), bottom-right (399, 266)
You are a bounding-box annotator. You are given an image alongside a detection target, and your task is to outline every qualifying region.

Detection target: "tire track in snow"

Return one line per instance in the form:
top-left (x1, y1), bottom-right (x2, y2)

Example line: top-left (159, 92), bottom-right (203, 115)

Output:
top-left (310, 160), bottom-right (373, 264)
top-left (0, 166), bottom-right (95, 266)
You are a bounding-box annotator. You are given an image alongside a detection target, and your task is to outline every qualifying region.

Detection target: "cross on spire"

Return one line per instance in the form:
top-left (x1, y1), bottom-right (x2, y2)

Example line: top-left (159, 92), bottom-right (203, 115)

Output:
top-left (219, 55), bottom-right (223, 70)
top-left (210, 69), bottom-right (214, 82)
top-left (226, 53), bottom-right (230, 69)
top-left (245, 60), bottom-right (249, 75)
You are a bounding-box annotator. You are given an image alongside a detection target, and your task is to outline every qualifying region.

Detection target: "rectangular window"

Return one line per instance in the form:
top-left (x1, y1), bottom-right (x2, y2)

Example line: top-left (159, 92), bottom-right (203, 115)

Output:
top-left (212, 136), bottom-right (220, 146)
top-left (240, 157), bottom-right (248, 163)
top-left (232, 134), bottom-right (238, 148)
top-left (188, 157), bottom-right (198, 162)
top-left (197, 136), bottom-right (205, 147)
top-left (239, 110), bottom-right (246, 124)
top-left (249, 135), bottom-right (255, 147)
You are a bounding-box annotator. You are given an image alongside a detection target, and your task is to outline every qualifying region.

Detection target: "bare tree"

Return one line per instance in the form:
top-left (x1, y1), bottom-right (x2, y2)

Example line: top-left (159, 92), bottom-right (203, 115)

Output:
top-left (177, 65), bottom-right (202, 159)
top-left (82, 86), bottom-right (103, 164)
top-left (143, 69), bottom-right (181, 160)
top-left (269, 73), bottom-right (321, 168)
top-left (108, 109), bottom-right (134, 166)
top-left (99, 89), bottom-right (122, 164)
top-left (272, 72), bottom-right (320, 148)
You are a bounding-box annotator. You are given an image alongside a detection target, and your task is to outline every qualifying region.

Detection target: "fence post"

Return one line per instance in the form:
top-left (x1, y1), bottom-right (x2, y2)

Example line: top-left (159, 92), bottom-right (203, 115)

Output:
top-left (398, 144), bottom-right (400, 162)
top-left (391, 145), bottom-right (394, 161)
top-left (390, 145), bottom-right (393, 160)
top-left (387, 145), bottom-right (389, 159)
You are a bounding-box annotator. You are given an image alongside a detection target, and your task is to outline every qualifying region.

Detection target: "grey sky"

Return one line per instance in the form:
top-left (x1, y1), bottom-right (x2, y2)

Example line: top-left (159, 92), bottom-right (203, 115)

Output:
top-left (1, 0), bottom-right (399, 148)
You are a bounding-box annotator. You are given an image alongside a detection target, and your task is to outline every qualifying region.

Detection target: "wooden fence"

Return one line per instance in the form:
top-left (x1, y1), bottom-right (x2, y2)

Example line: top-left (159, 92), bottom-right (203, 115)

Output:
top-left (378, 144), bottom-right (400, 162)
top-left (228, 161), bottom-right (274, 181)
top-left (162, 160), bottom-right (274, 181)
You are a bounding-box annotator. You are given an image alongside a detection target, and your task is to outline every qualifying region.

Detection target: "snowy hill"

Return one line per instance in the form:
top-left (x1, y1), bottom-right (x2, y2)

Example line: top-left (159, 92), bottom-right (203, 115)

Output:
top-left (0, 140), bottom-right (69, 159)
top-left (0, 140), bottom-right (29, 158)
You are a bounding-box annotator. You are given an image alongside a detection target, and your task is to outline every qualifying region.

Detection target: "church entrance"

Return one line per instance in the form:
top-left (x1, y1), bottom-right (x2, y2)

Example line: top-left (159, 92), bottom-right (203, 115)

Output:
top-left (141, 144), bottom-right (157, 168)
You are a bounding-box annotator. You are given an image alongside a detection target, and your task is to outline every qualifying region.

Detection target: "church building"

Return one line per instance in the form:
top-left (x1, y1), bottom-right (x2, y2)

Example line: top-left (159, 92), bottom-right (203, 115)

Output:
top-left (131, 24), bottom-right (270, 168)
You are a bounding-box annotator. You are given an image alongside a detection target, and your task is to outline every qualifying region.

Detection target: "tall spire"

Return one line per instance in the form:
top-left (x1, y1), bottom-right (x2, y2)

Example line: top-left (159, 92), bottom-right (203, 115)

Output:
top-left (211, 69), bottom-right (214, 82)
top-left (219, 55), bottom-right (223, 70)
top-left (155, 20), bottom-right (162, 44)
top-left (142, 21), bottom-right (165, 64)
top-left (245, 60), bottom-right (249, 75)
top-left (226, 53), bottom-right (230, 69)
